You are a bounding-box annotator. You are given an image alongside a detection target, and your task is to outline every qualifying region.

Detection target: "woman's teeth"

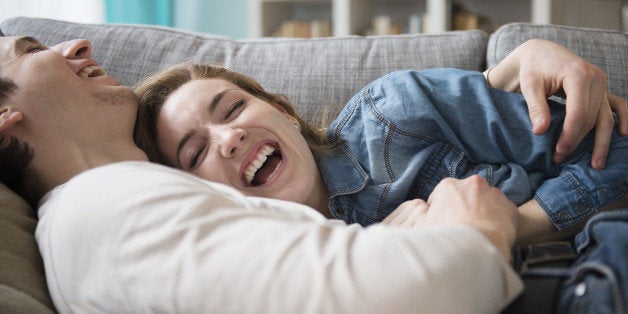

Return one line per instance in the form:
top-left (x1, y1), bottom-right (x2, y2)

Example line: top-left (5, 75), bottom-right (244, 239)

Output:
top-left (79, 65), bottom-right (106, 78)
top-left (245, 144), bottom-right (275, 184)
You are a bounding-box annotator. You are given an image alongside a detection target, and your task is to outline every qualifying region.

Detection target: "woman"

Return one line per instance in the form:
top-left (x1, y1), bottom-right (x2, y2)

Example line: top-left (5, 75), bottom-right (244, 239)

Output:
top-left (134, 40), bottom-right (628, 245)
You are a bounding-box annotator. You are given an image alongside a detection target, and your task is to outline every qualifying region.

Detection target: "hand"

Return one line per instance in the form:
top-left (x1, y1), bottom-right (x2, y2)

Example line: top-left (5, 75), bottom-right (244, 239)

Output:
top-left (423, 176), bottom-right (518, 261)
top-left (382, 199), bottom-right (428, 228)
top-left (487, 39), bottom-right (628, 169)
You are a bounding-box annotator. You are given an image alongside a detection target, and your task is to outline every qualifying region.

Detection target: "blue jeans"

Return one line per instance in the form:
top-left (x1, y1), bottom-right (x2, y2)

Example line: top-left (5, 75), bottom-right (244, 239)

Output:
top-left (555, 207), bottom-right (628, 313)
top-left (509, 208), bottom-right (628, 313)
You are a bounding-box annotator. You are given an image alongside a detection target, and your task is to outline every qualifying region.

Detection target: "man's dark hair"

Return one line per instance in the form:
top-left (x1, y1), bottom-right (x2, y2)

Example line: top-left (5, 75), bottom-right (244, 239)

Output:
top-left (1, 77), bottom-right (38, 206)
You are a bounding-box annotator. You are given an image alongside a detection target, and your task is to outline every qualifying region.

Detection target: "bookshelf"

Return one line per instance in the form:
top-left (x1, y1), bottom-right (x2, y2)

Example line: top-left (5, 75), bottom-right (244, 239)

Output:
top-left (248, 0), bottom-right (450, 37)
top-left (247, 0), bottom-right (622, 38)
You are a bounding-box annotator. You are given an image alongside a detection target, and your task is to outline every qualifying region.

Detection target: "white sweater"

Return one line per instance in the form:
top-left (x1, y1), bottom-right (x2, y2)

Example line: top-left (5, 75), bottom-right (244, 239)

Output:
top-left (36, 161), bottom-right (522, 314)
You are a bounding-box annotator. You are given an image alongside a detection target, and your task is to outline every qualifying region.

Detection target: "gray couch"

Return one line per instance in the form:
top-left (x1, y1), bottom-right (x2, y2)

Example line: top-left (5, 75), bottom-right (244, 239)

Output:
top-left (0, 16), bottom-right (626, 313)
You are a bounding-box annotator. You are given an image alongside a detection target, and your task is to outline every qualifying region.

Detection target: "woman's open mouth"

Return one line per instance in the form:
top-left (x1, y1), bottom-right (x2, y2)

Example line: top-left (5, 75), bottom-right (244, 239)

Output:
top-left (243, 143), bottom-right (283, 187)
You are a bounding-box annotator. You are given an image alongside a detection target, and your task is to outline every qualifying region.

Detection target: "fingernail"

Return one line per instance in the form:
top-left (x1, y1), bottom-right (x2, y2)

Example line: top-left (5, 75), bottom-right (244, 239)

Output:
top-left (594, 157), bottom-right (606, 169)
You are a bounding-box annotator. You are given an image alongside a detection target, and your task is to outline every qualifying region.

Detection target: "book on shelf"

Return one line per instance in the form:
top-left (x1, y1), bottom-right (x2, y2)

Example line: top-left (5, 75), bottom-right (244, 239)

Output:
top-left (365, 14), bottom-right (425, 36)
top-left (273, 19), bottom-right (332, 38)
top-left (451, 2), bottom-right (493, 32)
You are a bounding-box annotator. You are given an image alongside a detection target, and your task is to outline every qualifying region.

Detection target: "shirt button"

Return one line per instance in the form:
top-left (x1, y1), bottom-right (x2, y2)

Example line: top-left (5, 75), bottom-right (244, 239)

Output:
top-left (558, 211), bottom-right (569, 220)
top-left (574, 283), bottom-right (586, 297)
top-left (336, 208), bottom-right (344, 215)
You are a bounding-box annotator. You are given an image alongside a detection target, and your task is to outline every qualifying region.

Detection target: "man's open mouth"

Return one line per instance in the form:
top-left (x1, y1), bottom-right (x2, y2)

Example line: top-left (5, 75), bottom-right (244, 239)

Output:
top-left (243, 143), bottom-right (283, 187)
top-left (78, 65), bottom-right (106, 78)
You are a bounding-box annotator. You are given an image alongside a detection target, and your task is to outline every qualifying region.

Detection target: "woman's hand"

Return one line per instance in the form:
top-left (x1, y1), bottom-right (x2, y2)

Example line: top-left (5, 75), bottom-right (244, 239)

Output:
top-left (487, 39), bottom-right (628, 169)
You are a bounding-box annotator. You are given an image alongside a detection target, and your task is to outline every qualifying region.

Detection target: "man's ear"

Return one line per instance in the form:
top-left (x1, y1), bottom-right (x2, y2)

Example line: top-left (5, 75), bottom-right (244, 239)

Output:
top-left (0, 108), bottom-right (23, 134)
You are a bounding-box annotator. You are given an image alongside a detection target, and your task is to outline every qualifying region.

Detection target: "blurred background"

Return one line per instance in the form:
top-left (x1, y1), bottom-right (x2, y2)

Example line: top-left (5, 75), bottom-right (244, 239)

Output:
top-left (0, 0), bottom-right (625, 39)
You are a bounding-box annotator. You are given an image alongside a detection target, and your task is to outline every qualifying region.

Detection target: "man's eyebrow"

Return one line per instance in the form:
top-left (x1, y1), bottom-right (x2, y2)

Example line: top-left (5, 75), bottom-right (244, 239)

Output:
top-left (13, 36), bottom-right (41, 53)
top-left (176, 131), bottom-right (195, 169)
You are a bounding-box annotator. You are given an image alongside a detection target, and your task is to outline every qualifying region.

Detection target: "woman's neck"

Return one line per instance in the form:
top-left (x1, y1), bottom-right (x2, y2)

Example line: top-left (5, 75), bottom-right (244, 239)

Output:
top-left (308, 171), bottom-right (332, 218)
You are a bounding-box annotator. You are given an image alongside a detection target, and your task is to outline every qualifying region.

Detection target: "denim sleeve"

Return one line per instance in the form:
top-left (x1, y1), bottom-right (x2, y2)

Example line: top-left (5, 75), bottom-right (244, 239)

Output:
top-left (365, 69), bottom-right (627, 230)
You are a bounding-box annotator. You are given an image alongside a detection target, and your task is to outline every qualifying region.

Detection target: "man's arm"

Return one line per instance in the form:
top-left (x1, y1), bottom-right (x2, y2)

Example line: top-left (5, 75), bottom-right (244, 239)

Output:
top-left (39, 163), bottom-right (522, 313)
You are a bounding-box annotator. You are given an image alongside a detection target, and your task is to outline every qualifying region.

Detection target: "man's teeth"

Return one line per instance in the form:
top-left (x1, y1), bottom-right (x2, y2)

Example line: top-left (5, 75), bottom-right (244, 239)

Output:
top-left (79, 65), bottom-right (106, 78)
top-left (245, 144), bottom-right (275, 184)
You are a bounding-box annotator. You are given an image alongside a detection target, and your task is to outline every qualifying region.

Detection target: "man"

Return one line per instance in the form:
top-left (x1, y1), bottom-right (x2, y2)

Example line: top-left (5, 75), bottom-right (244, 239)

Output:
top-left (0, 36), bottom-right (625, 313)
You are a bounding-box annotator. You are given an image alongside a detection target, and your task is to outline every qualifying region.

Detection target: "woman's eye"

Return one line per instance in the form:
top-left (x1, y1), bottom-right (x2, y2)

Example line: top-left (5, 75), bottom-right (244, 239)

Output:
top-left (189, 143), bottom-right (207, 169)
top-left (224, 99), bottom-right (245, 120)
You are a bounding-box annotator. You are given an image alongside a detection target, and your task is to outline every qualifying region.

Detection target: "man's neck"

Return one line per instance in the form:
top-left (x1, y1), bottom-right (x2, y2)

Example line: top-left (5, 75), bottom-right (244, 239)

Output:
top-left (34, 141), bottom-right (149, 198)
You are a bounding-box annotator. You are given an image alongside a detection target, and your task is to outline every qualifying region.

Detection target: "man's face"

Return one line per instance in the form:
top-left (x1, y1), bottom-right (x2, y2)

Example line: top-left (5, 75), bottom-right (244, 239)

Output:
top-left (0, 36), bottom-right (137, 145)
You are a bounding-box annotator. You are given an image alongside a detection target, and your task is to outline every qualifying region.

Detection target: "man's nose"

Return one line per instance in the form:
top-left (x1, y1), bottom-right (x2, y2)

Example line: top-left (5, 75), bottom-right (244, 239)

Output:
top-left (51, 39), bottom-right (92, 59)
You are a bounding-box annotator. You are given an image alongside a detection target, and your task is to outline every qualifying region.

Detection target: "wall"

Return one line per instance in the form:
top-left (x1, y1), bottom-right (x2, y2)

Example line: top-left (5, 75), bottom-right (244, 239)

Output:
top-left (551, 0), bottom-right (623, 30)
top-left (0, 0), bottom-right (105, 24)
top-left (174, 0), bottom-right (248, 38)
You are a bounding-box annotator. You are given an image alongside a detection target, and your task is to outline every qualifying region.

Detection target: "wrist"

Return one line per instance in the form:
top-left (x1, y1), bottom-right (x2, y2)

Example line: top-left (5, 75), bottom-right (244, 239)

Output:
top-left (483, 67), bottom-right (495, 88)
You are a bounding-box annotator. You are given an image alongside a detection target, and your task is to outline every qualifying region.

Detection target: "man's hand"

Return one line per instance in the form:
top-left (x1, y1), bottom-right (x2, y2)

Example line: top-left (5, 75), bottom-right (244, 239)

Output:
top-left (424, 176), bottom-right (518, 262)
top-left (382, 199), bottom-right (429, 228)
top-left (487, 39), bottom-right (628, 169)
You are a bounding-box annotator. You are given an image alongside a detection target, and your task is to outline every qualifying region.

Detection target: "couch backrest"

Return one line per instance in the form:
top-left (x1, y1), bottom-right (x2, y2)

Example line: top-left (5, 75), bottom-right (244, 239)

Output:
top-left (0, 16), bottom-right (488, 123)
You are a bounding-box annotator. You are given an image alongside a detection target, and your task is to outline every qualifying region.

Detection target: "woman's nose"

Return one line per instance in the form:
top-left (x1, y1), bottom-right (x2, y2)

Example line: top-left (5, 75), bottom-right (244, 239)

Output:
top-left (216, 127), bottom-right (246, 158)
top-left (51, 39), bottom-right (92, 60)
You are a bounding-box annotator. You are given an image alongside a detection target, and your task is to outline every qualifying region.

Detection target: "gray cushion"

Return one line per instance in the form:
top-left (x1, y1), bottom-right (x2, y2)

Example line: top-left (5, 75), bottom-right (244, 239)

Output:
top-left (488, 23), bottom-right (628, 100)
top-left (1, 16), bottom-right (487, 122)
top-left (0, 184), bottom-right (55, 313)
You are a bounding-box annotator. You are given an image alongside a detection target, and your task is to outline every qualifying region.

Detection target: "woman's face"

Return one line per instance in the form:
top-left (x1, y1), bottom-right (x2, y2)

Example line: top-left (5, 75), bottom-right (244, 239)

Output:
top-left (156, 78), bottom-right (322, 205)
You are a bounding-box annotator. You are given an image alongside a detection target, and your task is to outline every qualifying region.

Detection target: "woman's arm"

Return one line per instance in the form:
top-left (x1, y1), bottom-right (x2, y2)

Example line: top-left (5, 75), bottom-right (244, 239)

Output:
top-left (485, 39), bottom-right (628, 170)
top-left (515, 200), bottom-right (583, 246)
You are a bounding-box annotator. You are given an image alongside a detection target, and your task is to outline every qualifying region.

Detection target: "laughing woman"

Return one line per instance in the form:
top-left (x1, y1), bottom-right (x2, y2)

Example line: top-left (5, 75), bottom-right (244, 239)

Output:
top-left (133, 39), bottom-right (628, 245)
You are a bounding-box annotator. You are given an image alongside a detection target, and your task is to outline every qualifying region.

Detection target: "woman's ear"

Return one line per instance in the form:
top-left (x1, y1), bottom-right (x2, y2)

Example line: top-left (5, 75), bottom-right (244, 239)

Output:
top-left (282, 112), bottom-right (299, 124)
top-left (270, 102), bottom-right (300, 126)
top-left (0, 108), bottom-right (23, 134)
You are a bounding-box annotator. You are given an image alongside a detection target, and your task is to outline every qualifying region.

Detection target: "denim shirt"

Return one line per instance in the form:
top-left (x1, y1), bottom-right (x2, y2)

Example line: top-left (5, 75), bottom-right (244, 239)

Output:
top-left (318, 69), bottom-right (627, 229)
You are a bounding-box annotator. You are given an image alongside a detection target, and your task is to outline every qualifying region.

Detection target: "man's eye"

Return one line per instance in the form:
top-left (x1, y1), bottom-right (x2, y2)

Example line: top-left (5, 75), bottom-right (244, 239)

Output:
top-left (27, 45), bottom-right (47, 53)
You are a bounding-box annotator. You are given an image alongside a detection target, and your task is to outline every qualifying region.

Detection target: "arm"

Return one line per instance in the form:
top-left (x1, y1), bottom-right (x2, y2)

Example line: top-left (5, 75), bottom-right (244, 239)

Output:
top-left (516, 199), bottom-right (581, 245)
top-left (43, 163), bottom-right (522, 313)
top-left (485, 39), bottom-right (628, 169)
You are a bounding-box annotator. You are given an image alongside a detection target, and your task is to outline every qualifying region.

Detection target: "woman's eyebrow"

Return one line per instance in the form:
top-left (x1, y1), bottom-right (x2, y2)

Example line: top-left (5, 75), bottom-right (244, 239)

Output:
top-left (209, 89), bottom-right (236, 114)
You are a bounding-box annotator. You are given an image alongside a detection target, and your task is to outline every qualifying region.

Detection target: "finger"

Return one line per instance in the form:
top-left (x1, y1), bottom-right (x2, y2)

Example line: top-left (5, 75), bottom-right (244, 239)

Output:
top-left (608, 94), bottom-right (628, 136)
top-left (553, 79), bottom-right (595, 163)
top-left (519, 74), bottom-right (551, 135)
top-left (590, 97), bottom-right (614, 169)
